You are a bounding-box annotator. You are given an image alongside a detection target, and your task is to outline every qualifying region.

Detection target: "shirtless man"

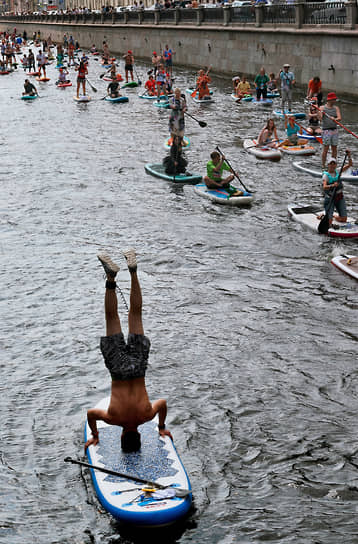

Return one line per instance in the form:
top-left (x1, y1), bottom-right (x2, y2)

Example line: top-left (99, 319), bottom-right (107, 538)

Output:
top-left (85, 249), bottom-right (172, 453)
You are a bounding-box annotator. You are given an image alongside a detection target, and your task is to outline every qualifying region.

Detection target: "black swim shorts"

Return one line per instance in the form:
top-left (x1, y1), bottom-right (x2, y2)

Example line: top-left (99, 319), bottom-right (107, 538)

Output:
top-left (100, 332), bottom-right (150, 381)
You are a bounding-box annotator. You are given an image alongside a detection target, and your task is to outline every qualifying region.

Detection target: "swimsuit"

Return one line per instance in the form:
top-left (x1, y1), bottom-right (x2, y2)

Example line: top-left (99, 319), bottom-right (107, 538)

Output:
top-left (100, 333), bottom-right (150, 381)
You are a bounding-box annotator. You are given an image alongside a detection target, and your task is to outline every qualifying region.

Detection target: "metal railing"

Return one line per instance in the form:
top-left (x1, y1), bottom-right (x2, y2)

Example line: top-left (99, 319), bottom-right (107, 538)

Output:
top-left (0, 3), bottom-right (355, 28)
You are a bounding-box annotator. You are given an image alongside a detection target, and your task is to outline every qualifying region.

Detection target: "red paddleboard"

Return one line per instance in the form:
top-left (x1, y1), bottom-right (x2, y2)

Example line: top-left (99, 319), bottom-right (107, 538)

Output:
top-left (57, 82), bottom-right (72, 87)
top-left (36, 77), bottom-right (50, 82)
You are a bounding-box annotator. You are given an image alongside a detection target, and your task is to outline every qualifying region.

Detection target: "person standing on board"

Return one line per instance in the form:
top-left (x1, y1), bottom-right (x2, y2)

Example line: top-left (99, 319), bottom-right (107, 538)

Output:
top-left (37, 49), bottom-right (47, 79)
top-left (254, 67), bottom-right (269, 101)
top-left (322, 153), bottom-right (352, 226)
top-left (168, 88), bottom-right (187, 146)
top-left (280, 63), bottom-right (295, 113)
top-left (75, 59), bottom-right (88, 98)
top-left (123, 50), bottom-right (134, 83)
top-left (319, 92), bottom-right (341, 169)
top-left (84, 250), bottom-right (173, 453)
top-left (163, 44), bottom-right (175, 76)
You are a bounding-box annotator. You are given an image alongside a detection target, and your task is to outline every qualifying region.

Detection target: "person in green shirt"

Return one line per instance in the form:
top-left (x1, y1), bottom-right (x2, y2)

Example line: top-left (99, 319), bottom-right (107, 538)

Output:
top-left (204, 151), bottom-right (236, 190)
top-left (254, 67), bottom-right (269, 101)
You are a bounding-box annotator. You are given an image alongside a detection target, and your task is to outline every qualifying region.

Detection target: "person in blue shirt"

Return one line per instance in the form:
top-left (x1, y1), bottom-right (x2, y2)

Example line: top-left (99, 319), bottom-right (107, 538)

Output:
top-left (322, 153), bottom-right (352, 226)
top-left (280, 63), bottom-right (295, 112)
top-left (278, 115), bottom-right (307, 147)
top-left (163, 44), bottom-right (175, 76)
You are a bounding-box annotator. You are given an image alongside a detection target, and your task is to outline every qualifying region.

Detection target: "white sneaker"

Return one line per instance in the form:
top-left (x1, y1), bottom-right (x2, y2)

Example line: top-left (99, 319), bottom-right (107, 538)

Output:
top-left (97, 254), bottom-right (120, 278)
top-left (123, 248), bottom-right (137, 271)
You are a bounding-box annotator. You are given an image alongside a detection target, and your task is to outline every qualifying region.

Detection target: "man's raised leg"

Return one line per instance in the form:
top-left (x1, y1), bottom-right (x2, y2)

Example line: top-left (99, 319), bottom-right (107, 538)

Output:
top-left (98, 254), bottom-right (122, 337)
top-left (123, 249), bottom-right (144, 336)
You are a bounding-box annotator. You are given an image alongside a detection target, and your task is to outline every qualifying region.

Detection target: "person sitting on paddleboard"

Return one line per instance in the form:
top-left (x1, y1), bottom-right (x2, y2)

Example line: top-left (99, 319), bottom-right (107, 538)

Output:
top-left (57, 67), bottom-right (70, 85)
top-left (23, 78), bottom-right (38, 96)
top-left (254, 67), bottom-right (269, 101)
top-left (235, 75), bottom-right (252, 102)
top-left (307, 97), bottom-right (322, 136)
top-left (258, 118), bottom-right (279, 148)
top-left (232, 75), bottom-right (240, 92)
top-left (123, 50), bottom-right (134, 83)
top-left (90, 44), bottom-right (97, 54)
top-left (318, 92), bottom-right (341, 170)
top-left (163, 135), bottom-right (188, 176)
top-left (322, 153), bottom-right (352, 226)
top-left (307, 76), bottom-right (322, 107)
top-left (107, 77), bottom-right (121, 98)
top-left (196, 69), bottom-right (211, 100)
top-left (267, 73), bottom-right (278, 93)
top-left (75, 60), bottom-right (87, 98)
top-left (85, 250), bottom-right (173, 453)
top-left (204, 151), bottom-right (237, 191)
top-left (278, 115), bottom-right (307, 147)
top-left (145, 74), bottom-right (156, 96)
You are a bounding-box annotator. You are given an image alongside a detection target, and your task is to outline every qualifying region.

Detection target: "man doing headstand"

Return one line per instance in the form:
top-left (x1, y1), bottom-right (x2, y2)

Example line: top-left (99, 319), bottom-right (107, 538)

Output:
top-left (85, 249), bottom-right (172, 453)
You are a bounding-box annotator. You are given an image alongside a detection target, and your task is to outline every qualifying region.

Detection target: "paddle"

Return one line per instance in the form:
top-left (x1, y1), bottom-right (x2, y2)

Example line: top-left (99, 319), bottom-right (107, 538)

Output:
top-left (64, 457), bottom-right (191, 498)
top-left (99, 66), bottom-right (112, 79)
top-left (216, 145), bottom-right (253, 194)
top-left (313, 104), bottom-right (358, 141)
top-left (318, 151), bottom-right (348, 235)
top-left (184, 111), bottom-right (207, 128)
top-left (245, 138), bottom-right (280, 150)
top-left (86, 78), bottom-right (97, 93)
top-left (133, 65), bottom-right (142, 85)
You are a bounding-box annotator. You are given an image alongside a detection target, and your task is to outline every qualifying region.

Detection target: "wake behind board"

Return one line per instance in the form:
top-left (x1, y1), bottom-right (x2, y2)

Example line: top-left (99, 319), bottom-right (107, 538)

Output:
top-left (293, 161), bottom-right (358, 183)
top-left (194, 183), bottom-right (254, 206)
top-left (243, 139), bottom-right (282, 161)
top-left (145, 163), bottom-right (202, 184)
top-left (288, 204), bottom-right (358, 238)
top-left (85, 397), bottom-right (192, 526)
top-left (331, 255), bottom-right (358, 280)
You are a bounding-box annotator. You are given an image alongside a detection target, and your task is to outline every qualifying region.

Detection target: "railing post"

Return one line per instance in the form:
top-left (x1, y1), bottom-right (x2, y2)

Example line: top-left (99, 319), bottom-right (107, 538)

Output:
top-left (255, 4), bottom-right (264, 27)
top-left (124, 10), bottom-right (129, 23)
top-left (223, 5), bottom-right (231, 26)
top-left (174, 6), bottom-right (181, 25)
top-left (138, 8), bottom-right (144, 23)
top-left (154, 8), bottom-right (160, 25)
top-left (295, 1), bottom-right (304, 29)
top-left (196, 5), bottom-right (204, 26)
top-left (345, 1), bottom-right (356, 29)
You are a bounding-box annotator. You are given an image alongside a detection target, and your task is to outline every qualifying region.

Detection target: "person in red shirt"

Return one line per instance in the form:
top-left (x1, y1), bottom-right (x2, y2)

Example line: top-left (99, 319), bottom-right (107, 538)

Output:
top-left (307, 76), bottom-right (322, 106)
top-left (145, 74), bottom-right (156, 96)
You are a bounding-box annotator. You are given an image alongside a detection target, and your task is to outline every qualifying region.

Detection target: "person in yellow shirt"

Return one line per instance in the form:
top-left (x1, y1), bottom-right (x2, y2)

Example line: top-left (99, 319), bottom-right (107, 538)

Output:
top-left (235, 76), bottom-right (252, 102)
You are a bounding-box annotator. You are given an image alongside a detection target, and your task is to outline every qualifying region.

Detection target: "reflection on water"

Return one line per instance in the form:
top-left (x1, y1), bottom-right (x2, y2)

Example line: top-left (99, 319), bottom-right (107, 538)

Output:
top-left (0, 45), bottom-right (357, 544)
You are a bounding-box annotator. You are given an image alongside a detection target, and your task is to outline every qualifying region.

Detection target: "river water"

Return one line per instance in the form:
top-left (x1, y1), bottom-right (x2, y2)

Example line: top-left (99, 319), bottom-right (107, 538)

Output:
top-left (0, 47), bottom-right (357, 544)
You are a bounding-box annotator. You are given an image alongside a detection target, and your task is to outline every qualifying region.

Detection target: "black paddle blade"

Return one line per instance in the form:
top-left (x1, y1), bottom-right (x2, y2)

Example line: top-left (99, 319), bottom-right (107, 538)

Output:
top-left (199, 121), bottom-right (207, 128)
top-left (318, 213), bottom-right (330, 234)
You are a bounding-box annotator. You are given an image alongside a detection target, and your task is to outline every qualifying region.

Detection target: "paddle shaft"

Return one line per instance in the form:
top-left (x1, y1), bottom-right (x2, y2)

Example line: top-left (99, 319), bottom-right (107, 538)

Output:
top-left (318, 151), bottom-right (348, 234)
top-left (295, 120), bottom-right (323, 144)
top-left (86, 78), bottom-right (97, 92)
top-left (215, 146), bottom-right (252, 193)
top-left (184, 111), bottom-right (207, 127)
top-left (64, 457), bottom-right (191, 496)
top-left (313, 104), bottom-right (358, 141)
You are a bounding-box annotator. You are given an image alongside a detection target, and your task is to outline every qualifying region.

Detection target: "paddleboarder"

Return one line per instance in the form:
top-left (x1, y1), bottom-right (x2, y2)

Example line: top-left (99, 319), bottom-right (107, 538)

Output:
top-left (85, 250), bottom-right (173, 453)
top-left (75, 59), bottom-right (87, 98)
top-left (319, 92), bottom-right (341, 169)
top-left (322, 153), bottom-right (352, 226)
top-left (257, 118), bottom-right (279, 147)
top-left (123, 50), bottom-right (134, 83)
top-left (169, 88), bottom-right (187, 145)
top-left (280, 63), bottom-right (295, 113)
top-left (107, 76), bottom-right (121, 98)
top-left (254, 67), bottom-right (269, 101)
top-left (204, 151), bottom-right (236, 190)
top-left (23, 78), bottom-right (38, 96)
top-left (278, 115), bottom-right (307, 147)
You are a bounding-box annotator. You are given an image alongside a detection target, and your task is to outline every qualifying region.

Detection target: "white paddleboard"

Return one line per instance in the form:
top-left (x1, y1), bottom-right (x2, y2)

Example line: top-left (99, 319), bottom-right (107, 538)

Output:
top-left (331, 255), bottom-right (358, 280)
top-left (194, 183), bottom-right (254, 206)
top-left (293, 161), bottom-right (358, 183)
top-left (243, 139), bottom-right (282, 161)
top-left (288, 204), bottom-right (358, 238)
top-left (85, 397), bottom-right (192, 527)
top-left (73, 95), bottom-right (91, 102)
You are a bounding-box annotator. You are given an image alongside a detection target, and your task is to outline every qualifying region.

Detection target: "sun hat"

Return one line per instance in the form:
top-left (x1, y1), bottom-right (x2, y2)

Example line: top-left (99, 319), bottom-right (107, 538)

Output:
top-left (128, 50), bottom-right (132, 54)
top-left (327, 92), bottom-right (337, 101)
top-left (328, 157), bottom-right (337, 164)
top-left (283, 63), bottom-right (290, 67)
top-left (232, 76), bottom-right (240, 81)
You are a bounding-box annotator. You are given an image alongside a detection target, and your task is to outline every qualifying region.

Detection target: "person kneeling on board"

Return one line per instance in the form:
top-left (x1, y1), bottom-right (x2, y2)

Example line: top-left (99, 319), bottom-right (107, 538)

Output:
top-left (278, 115), bottom-right (307, 147)
top-left (85, 250), bottom-right (173, 454)
top-left (107, 77), bottom-right (121, 98)
top-left (23, 78), bottom-right (38, 96)
top-left (57, 67), bottom-right (70, 85)
top-left (204, 151), bottom-right (242, 196)
top-left (322, 153), bottom-right (352, 226)
top-left (163, 135), bottom-right (188, 175)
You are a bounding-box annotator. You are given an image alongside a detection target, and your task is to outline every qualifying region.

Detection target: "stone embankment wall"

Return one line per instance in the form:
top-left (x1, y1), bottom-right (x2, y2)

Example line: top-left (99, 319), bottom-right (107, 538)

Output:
top-left (1, 20), bottom-right (358, 96)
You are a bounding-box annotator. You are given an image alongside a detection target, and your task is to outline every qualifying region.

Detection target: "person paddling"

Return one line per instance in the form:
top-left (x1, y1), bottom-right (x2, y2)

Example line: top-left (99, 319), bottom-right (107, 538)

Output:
top-left (23, 78), bottom-right (38, 96)
top-left (196, 69), bottom-right (211, 100)
top-left (84, 251), bottom-right (173, 453)
top-left (318, 92), bottom-right (341, 169)
top-left (321, 153), bottom-right (352, 226)
top-left (107, 76), bottom-right (121, 98)
top-left (278, 115), bottom-right (307, 147)
top-left (168, 88), bottom-right (187, 146)
top-left (144, 73), bottom-right (156, 96)
top-left (75, 59), bottom-right (88, 98)
top-left (204, 151), bottom-right (236, 191)
top-left (257, 118), bottom-right (279, 148)
top-left (123, 50), bottom-right (134, 83)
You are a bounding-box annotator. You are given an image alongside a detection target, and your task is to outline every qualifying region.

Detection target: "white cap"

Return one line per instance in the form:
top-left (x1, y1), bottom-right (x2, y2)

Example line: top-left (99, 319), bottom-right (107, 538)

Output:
top-left (283, 63), bottom-right (290, 68)
top-left (328, 157), bottom-right (337, 164)
top-left (232, 76), bottom-right (240, 81)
